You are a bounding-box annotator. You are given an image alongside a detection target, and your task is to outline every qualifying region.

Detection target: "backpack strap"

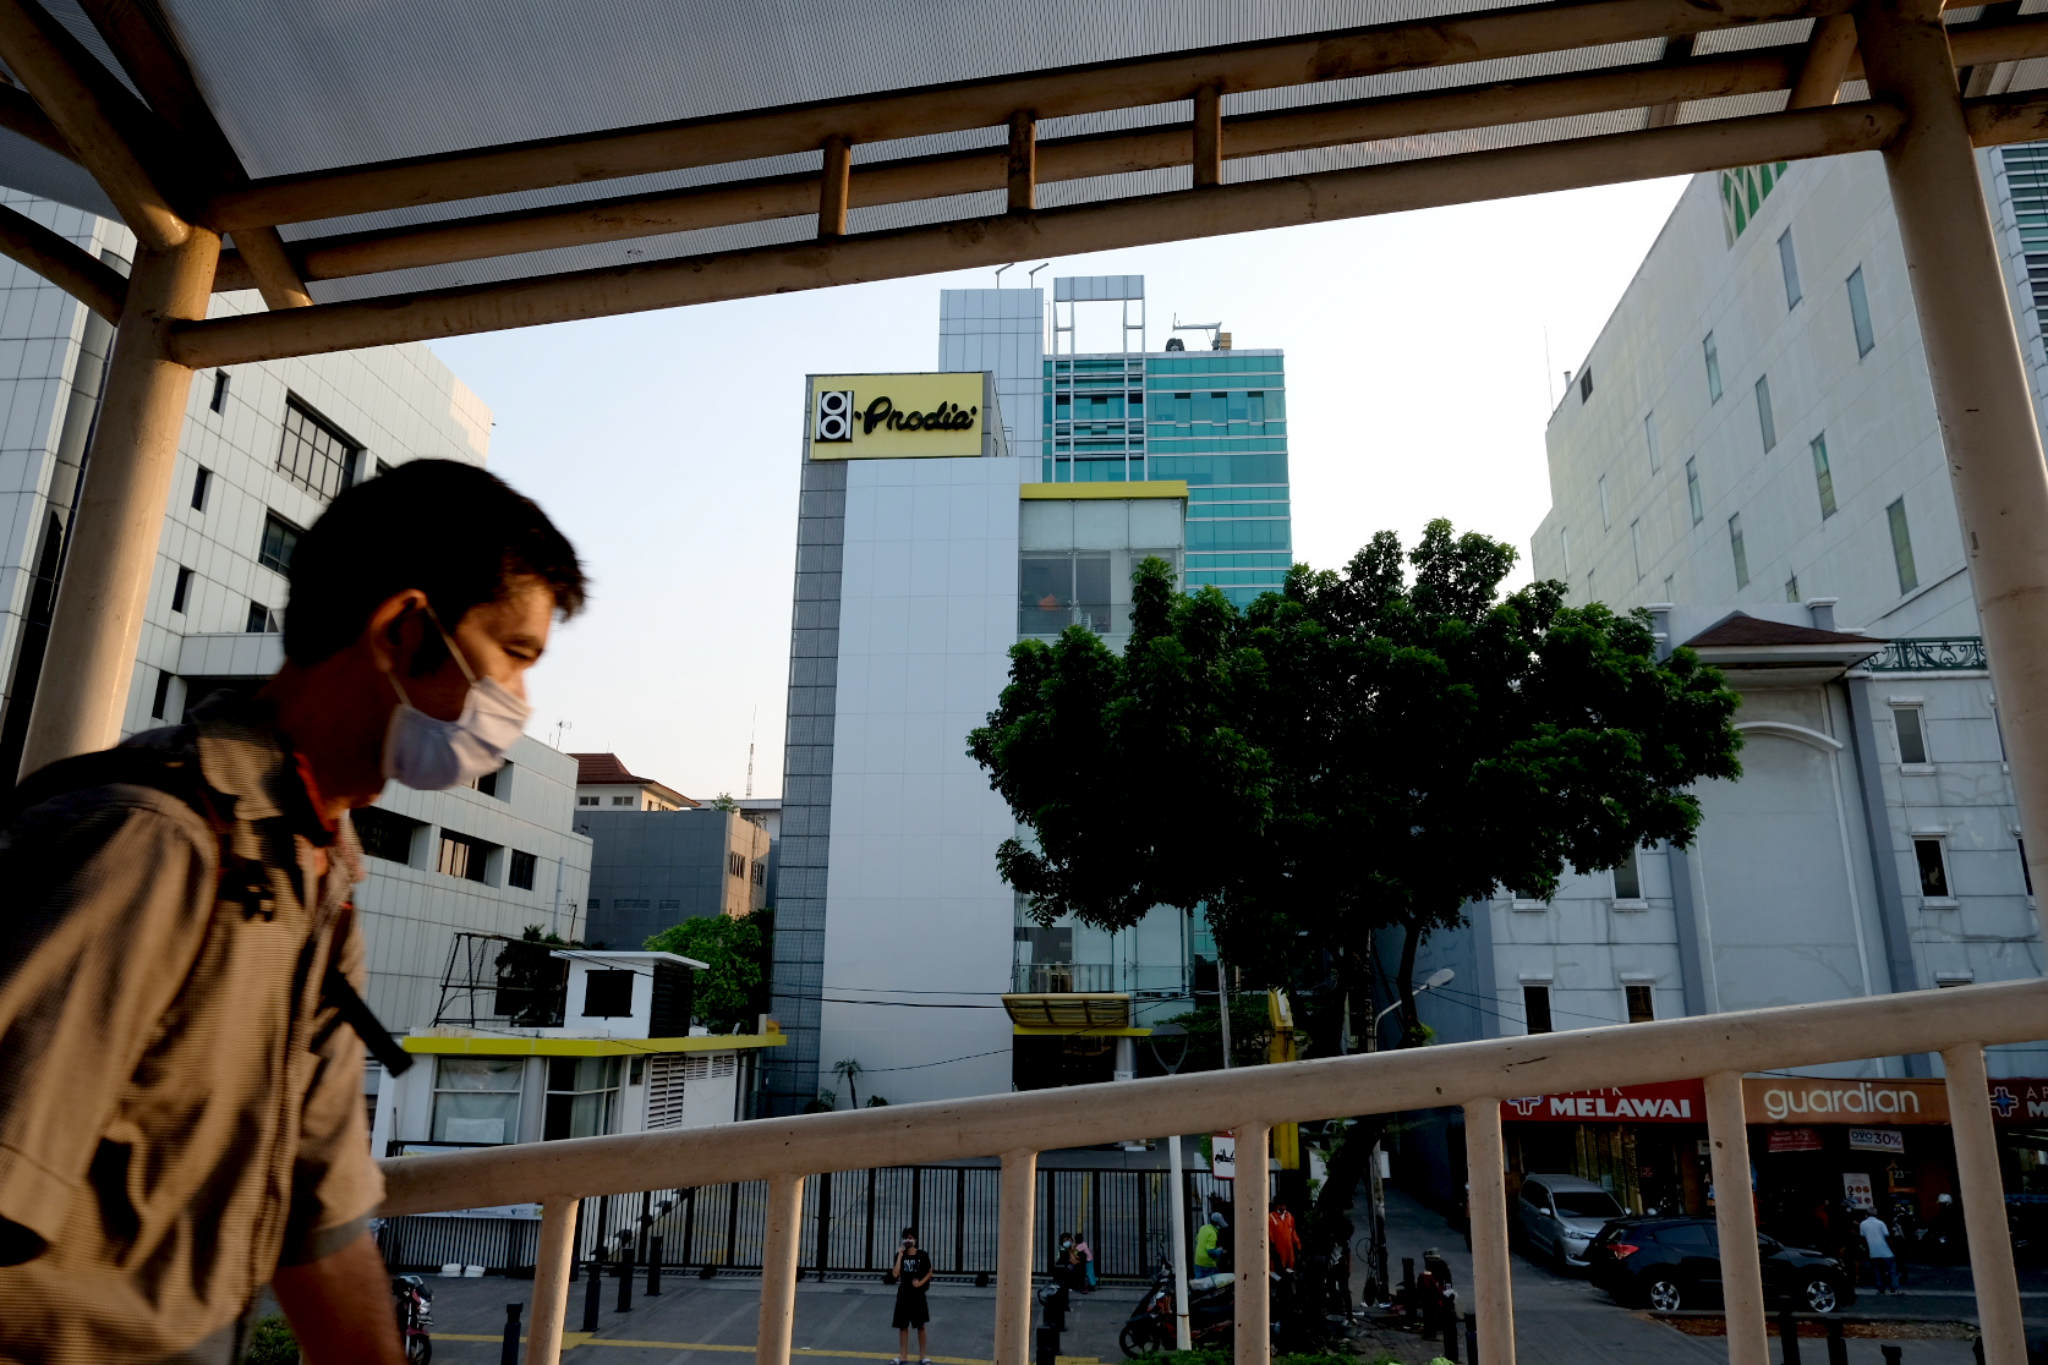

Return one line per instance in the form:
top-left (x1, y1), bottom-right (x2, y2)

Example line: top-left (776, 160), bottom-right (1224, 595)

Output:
top-left (7, 744), bottom-right (409, 1073)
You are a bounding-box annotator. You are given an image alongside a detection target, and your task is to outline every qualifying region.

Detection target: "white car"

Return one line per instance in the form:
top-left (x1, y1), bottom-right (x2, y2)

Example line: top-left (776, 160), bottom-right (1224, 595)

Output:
top-left (1515, 1174), bottom-right (1627, 1269)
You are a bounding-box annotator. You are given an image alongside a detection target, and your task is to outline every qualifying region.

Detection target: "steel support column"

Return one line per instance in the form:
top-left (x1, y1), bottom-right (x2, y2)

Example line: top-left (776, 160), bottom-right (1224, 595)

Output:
top-left (1857, 0), bottom-right (2048, 935)
top-left (19, 228), bottom-right (218, 776)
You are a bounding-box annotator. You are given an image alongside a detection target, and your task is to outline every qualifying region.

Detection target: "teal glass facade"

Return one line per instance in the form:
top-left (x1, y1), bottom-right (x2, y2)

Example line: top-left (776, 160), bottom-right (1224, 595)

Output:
top-left (1040, 349), bottom-right (1291, 606)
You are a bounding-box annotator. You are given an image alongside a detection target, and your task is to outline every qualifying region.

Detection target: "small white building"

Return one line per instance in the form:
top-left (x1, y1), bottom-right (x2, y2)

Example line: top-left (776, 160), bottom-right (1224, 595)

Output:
top-left (372, 947), bottom-right (785, 1158)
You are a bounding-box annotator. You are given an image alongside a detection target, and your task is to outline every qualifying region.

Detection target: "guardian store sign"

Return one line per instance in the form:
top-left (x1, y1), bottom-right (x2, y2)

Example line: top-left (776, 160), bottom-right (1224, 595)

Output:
top-left (1742, 1076), bottom-right (1949, 1125)
top-left (808, 372), bottom-right (989, 461)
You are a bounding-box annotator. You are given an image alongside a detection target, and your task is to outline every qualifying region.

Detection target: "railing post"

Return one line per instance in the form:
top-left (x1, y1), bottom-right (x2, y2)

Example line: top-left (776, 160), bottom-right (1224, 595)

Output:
top-left (524, 1197), bottom-right (579, 1365)
top-left (1942, 1044), bottom-right (2025, 1365)
top-left (757, 1174), bottom-right (805, 1365)
top-left (995, 1150), bottom-right (1038, 1365)
top-left (1233, 1121), bottom-right (1271, 1365)
top-left (1462, 1100), bottom-right (1516, 1365)
top-left (648, 1235), bottom-right (663, 1296)
top-left (1705, 1072), bottom-right (1768, 1365)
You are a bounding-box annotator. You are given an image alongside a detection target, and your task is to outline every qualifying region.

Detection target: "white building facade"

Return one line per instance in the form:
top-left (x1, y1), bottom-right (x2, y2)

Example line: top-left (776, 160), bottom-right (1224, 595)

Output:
top-left (765, 368), bottom-right (1193, 1113)
top-left (0, 192), bottom-right (592, 1046)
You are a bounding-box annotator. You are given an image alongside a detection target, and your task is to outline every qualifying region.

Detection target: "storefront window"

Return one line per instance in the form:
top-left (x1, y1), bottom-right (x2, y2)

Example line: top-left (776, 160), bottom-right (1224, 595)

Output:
top-left (543, 1056), bottom-right (621, 1140)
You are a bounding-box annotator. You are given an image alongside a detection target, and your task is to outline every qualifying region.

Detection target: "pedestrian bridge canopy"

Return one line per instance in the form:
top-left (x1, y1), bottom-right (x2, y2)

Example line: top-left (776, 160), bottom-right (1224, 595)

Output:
top-left (3, 3), bottom-right (2048, 1364)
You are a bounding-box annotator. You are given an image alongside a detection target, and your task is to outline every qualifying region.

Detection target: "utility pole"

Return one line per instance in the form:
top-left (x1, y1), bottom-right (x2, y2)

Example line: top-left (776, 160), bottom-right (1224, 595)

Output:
top-left (1216, 955), bottom-right (1232, 1069)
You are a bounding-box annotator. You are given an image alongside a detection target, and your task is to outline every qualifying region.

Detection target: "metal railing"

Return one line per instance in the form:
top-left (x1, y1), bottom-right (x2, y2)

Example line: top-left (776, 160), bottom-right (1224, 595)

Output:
top-left (1012, 961), bottom-right (1117, 993)
top-left (1866, 636), bottom-right (1990, 671)
top-left (376, 978), bottom-right (2048, 1365)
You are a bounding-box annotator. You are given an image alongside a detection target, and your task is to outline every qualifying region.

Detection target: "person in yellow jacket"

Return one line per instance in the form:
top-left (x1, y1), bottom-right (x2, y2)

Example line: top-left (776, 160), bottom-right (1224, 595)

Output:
top-left (1194, 1213), bottom-right (1229, 1271)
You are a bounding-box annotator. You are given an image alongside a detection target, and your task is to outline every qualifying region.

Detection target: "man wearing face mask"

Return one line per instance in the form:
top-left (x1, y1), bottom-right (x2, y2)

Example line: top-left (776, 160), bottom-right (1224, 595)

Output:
top-left (0, 459), bottom-right (584, 1365)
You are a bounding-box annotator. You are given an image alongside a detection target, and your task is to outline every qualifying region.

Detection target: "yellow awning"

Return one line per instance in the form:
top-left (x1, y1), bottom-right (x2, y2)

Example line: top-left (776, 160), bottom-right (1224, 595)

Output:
top-left (1001, 993), bottom-right (1150, 1035)
top-left (402, 1033), bottom-right (787, 1057)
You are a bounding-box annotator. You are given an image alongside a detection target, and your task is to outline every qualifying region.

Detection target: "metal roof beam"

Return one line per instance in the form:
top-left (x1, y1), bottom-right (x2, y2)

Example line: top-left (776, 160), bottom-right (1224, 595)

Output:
top-left (72, 0), bottom-right (308, 308)
top-left (204, 12), bottom-right (2048, 295)
top-left (0, 0), bottom-right (185, 248)
top-left (205, 0), bottom-right (1860, 232)
top-left (172, 102), bottom-right (1900, 370)
top-left (0, 198), bottom-right (123, 319)
top-left (1790, 15), bottom-right (1861, 106)
top-left (1643, 36), bottom-right (1696, 129)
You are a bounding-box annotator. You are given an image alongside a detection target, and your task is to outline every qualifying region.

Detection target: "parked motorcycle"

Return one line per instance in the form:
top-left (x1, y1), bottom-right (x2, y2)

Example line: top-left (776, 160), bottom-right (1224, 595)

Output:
top-left (392, 1274), bottom-right (434, 1364)
top-left (1116, 1260), bottom-right (1242, 1358)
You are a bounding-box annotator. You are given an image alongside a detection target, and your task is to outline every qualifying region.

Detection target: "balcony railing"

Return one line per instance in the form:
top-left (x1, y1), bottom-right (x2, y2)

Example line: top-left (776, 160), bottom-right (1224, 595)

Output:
top-left (1866, 636), bottom-right (1989, 671)
top-left (377, 978), bottom-right (2048, 1365)
top-left (1013, 961), bottom-right (1116, 993)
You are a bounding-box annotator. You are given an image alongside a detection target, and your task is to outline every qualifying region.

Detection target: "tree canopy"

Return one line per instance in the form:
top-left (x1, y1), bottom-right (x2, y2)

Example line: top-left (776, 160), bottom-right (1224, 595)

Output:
top-left (968, 520), bottom-right (1743, 1036)
top-left (644, 908), bottom-right (772, 1032)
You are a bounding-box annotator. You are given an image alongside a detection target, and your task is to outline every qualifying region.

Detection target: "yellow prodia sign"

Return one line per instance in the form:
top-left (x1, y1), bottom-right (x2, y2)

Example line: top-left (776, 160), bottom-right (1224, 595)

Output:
top-left (808, 373), bottom-right (985, 460)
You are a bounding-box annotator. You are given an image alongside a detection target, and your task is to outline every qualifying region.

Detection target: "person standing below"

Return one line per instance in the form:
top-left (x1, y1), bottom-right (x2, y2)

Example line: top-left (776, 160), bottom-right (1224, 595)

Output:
top-left (1860, 1206), bottom-right (1899, 1296)
top-left (891, 1226), bottom-right (934, 1365)
top-left (1269, 1198), bottom-right (1301, 1271)
top-left (1195, 1212), bottom-right (1228, 1274)
top-left (0, 461), bottom-right (585, 1364)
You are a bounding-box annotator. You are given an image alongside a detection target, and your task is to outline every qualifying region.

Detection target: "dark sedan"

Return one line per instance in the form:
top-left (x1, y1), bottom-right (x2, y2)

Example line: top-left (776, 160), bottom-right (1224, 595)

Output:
top-left (1587, 1217), bottom-right (1855, 1314)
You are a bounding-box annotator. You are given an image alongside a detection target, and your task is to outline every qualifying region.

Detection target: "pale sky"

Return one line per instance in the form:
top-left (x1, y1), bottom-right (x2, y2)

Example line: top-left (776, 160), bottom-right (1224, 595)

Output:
top-left (432, 175), bottom-right (1690, 802)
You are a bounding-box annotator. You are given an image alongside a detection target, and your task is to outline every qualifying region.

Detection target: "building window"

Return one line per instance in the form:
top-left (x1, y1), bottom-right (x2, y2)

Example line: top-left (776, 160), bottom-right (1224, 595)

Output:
top-left (1913, 837), bottom-right (1952, 900)
top-left (1729, 513), bottom-right (1749, 589)
top-left (1598, 473), bottom-right (1610, 529)
top-left (150, 670), bottom-right (172, 721)
top-left (258, 511), bottom-right (302, 574)
top-left (1579, 367), bottom-right (1594, 402)
top-left (1894, 705), bottom-right (1929, 765)
top-left (728, 850), bottom-right (746, 878)
top-left (431, 1057), bottom-right (522, 1145)
top-left (1644, 412), bottom-right (1660, 472)
top-left (472, 769), bottom-right (499, 798)
top-left (658, 898), bottom-right (681, 911)
top-left (1630, 520), bottom-right (1643, 581)
top-left (1887, 497), bottom-right (1918, 594)
top-left (577, 796), bottom-right (598, 806)
top-left (437, 830), bottom-right (491, 883)
top-left (246, 600), bottom-right (279, 634)
top-left (1559, 527), bottom-right (1570, 575)
top-left (1811, 434), bottom-right (1836, 519)
top-left (753, 860), bottom-right (767, 886)
top-left (509, 850), bottom-right (537, 890)
top-left (1613, 854), bottom-right (1642, 901)
top-left (582, 971), bottom-right (633, 1019)
top-left (1523, 984), bottom-right (1554, 1035)
top-left (354, 806), bottom-right (422, 864)
top-left (1625, 984), bottom-right (1656, 1024)
top-left (1785, 574), bottom-right (1800, 603)
top-left (1754, 374), bottom-right (1776, 451)
top-left (611, 795), bottom-right (634, 806)
top-left (1848, 265), bottom-right (1876, 357)
top-left (209, 370), bottom-right (229, 413)
top-left (543, 1057), bottom-right (620, 1141)
top-left (171, 565), bottom-right (192, 613)
top-left (1686, 458), bottom-right (1703, 525)
top-left (278, 397), bottom-right (362, 500)
top-left (1778, 228), bottom-right (1802, 308)
top-left (1019, 552), bottom-right (1114, 635)
top-left (191, 465), bottom-right (211, 512)
top-left (1703, 332), bottom-right (1722, 403)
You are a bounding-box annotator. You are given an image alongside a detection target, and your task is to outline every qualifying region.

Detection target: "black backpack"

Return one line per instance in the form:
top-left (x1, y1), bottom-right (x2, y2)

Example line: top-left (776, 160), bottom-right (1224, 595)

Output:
top-left (3, 744), bottom-right (412, 1076)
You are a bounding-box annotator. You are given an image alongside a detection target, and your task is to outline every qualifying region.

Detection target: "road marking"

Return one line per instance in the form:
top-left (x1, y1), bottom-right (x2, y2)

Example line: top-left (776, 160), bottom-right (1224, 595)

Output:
top-left (438, 1335), bottom-right (993, 1363)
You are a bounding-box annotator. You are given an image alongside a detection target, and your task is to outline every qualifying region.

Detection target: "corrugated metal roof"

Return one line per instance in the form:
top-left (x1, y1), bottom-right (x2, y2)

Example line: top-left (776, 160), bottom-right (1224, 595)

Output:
top-left (0, 3), bottom-right (2037, 306)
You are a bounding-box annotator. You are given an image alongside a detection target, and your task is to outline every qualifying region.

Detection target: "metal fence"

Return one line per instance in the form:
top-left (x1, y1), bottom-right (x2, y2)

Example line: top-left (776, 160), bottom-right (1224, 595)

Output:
top-left (380, 1161), bottom-right (1230, 1283)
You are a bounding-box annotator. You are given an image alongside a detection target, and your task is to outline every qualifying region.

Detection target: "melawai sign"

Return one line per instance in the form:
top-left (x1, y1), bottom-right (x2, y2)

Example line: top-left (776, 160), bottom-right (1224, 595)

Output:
top-left (808, 373), bottom-right (986, 460)
top-left (1500, 1080), bottom-right (1705, 1123)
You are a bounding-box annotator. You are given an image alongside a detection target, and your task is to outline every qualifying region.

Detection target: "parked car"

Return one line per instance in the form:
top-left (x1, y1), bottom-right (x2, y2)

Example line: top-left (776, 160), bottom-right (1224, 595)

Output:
top-left (1586, 1217), bottom-right (1854, 1314)
top-left (1514, 1174), bottom-right (1628, 1269)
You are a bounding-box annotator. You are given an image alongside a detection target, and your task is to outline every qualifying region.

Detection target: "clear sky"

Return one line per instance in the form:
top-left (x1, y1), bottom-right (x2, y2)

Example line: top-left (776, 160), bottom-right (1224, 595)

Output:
top-left (432, 175), bottom-right (1690, 801)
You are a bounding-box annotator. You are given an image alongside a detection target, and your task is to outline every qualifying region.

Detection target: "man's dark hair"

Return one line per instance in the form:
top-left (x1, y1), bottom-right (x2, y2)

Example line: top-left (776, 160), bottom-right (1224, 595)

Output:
top-left (902, 1227), bottom-right (917, 1240)
top-left (283, 459), bottom-right (586, 666)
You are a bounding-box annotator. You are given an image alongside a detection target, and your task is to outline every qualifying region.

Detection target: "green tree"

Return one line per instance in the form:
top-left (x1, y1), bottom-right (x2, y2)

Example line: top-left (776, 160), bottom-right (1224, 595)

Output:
top-left (713, 792), bottom-right (740, 812)
top-left (644, 908), bottom-right (771, 1032)
top-left (831, 1057), bottom-right (864, 1110)
top-left (969, 522), bottom-right (1741, 1243)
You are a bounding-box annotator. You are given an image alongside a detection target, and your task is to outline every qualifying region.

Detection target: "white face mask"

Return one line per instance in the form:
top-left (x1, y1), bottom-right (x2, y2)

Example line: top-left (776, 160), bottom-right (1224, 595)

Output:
top-left (382, 606), bottom-right (531, 791)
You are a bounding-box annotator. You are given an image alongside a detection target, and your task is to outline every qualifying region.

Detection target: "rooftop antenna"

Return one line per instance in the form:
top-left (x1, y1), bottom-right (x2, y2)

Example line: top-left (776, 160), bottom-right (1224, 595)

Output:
top-left (744, 706), bottom-right (758, 799)
top-left (551, 719), bottom-right (572, 750)
top-left (994, 263), bottom-right (1013, 287)
top-left (1027, 262), bottom-right (1050, 288)
top-left (1171, 314), bottom-right (1224, 348)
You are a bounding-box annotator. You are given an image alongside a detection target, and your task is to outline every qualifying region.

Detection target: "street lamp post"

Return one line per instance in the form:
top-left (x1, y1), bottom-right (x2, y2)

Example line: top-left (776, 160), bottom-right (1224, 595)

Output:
top-left (1362, 967), bottom-right (1455, 1305)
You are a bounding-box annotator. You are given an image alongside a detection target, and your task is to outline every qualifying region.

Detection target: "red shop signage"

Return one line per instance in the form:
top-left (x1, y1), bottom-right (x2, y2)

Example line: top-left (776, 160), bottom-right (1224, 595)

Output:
top-left (1500, 1080), bottom-right (1706, 1124)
